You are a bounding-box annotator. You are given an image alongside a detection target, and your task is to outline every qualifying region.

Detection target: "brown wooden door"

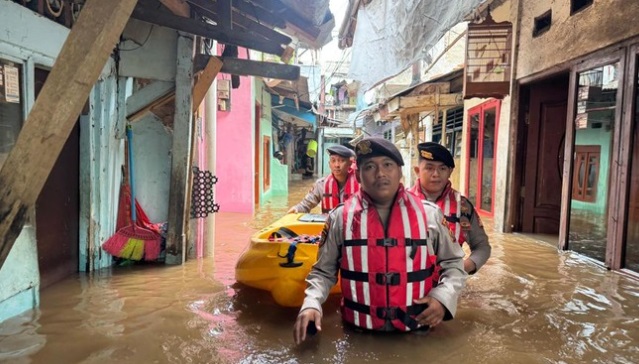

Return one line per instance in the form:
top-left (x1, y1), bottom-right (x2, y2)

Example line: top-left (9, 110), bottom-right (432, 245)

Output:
top-left (522, 77), bottom-right (569, 233)
top-left (34, 68), bottom-right (80, 288)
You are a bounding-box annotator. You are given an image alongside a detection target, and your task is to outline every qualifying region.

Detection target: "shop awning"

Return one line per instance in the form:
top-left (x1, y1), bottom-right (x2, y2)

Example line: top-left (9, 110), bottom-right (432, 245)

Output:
top-left (271, 94), bottom-right (316, 129)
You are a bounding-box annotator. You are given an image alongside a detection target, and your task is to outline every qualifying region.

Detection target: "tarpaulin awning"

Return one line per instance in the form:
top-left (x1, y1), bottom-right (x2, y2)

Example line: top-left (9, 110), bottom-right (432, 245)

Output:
top-left (344, 0), bottom-right (485, 91)
top-left (271, 94), bottom-right (316, 129)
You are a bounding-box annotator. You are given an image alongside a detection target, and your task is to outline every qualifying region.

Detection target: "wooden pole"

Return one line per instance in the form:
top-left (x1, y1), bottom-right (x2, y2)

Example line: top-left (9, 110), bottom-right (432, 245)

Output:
top-left (192, 57), bottom-right (223, 113)
top-left (0, 0), bottom-right (138, 270)
top-left (165, 33), bottom-right (195, 265)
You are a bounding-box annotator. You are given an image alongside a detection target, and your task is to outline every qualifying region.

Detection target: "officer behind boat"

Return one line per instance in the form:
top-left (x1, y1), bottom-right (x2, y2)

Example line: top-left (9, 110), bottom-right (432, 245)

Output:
top-left (407, 142), bottom-right (492, 274)
top-left (287, 145), bottom-right (360, 214)
top-left (293, 137), bottom-right (467, 344)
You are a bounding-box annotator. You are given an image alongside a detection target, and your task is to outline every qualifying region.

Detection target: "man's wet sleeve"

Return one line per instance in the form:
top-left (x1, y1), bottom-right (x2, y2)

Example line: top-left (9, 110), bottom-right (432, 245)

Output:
top-left (465, 207), bottom-right (492, 273)
top-left (424, 203), bottom-right (467, 319)
top-left (293, 179), bottom-right (324, 213)
top-left (300, 207), bottom-right (343, 315)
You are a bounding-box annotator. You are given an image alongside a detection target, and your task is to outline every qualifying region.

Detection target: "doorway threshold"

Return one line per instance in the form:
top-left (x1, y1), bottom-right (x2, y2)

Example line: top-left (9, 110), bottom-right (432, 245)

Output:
top-left (512, 232), bottom-right (559, 247)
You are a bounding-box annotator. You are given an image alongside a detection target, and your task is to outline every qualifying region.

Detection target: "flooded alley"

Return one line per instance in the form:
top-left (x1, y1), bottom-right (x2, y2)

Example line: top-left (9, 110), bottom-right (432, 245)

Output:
top-left (4, 0), bottom-right (639, 363)
top-left (0, 180), bottom-right (638, 364)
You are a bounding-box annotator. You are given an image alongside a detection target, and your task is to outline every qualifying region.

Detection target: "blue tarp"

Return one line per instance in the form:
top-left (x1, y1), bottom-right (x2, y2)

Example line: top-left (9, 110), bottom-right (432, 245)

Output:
top-left (270, 94), bottom-right (316, 128)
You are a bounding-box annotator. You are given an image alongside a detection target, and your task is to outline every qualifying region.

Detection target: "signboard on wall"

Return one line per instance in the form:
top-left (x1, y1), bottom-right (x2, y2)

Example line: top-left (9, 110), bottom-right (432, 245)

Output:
top-left (0, 63), bottom-right (20, 104)
top-left (4, 64), bottom-right (20, 103)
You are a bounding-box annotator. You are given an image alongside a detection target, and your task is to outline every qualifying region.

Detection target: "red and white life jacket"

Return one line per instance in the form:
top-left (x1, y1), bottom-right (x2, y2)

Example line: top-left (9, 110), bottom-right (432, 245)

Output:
top-left (322, 169), bottom-right (359, 213)
top-left (340, 186), bottom-right (436, 331)
top-left (408, 180), bottom-right (471, 246)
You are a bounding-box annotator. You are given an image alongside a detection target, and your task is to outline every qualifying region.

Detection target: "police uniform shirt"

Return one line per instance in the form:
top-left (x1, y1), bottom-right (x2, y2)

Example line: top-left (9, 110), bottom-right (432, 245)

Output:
top-left (292, 176), bottom-right (349, 213)
top-left (300, 200), bottom-right (467, 318)
top-left (420, 187), bottom-right (491, 273)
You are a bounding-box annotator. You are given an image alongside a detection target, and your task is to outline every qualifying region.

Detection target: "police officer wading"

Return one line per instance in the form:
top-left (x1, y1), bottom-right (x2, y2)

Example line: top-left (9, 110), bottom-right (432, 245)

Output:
top-left (288, 145), bottom-right (360, 214)
top-left (408, 142), bottom-right (492, 274)
top-left (293, 137), bottom-right (467, 344)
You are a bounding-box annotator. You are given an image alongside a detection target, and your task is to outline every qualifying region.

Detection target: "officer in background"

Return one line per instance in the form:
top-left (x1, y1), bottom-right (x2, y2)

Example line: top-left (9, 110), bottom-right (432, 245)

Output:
top-left (293, 137), bottom-right (466, 344)
top-left (408, 142), bottom-right (491, 274)
top-left (288, 145), bottom-right (359, 214)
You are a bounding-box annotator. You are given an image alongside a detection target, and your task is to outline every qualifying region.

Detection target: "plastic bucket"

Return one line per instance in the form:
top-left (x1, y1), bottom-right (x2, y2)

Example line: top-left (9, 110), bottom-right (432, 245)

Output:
top-left (306, 140), bottom-right (318, 157)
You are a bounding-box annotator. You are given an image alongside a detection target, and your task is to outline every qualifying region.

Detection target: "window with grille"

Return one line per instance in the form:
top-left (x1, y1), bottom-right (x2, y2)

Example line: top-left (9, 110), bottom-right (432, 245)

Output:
top-left (572, 145), bottom-right (600, 202)
top-left (432, 107), bottom-right (463, 157)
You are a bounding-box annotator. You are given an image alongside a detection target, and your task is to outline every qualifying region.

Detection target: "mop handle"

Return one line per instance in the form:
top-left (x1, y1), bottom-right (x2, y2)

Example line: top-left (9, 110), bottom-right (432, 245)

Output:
top-left (126, 125), bottom-right (137, 224)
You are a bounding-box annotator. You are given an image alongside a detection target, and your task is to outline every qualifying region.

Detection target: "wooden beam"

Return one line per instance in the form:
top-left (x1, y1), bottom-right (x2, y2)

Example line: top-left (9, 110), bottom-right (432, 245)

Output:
top-left (412, 82), bottom-right (451, 96)
top-left (159, 0), bottom-right (190, 17)
top-left (231, 0), bottom-right (286, 28)
top-left (215, 56), bottom-right (300, 80)
top-left (0, 0), bottom-right (138, 270)
top-left (192, 57), bottom-right (223, 113)
top-left (165, 33), bottom-right (195, 265)
top-left (132, 3), bottom-right (286, 57)
top-left (187, 0), bottom-right (292, 45)
top-left (253, 0), bottom-right (321, 39)
top-left (126, 80), bottom-right (175, 121)
top-left (399, 105), bottom-right (460, 116)
top-left (217, 0), bottom-right (232, 29)
top-left (398, 93), bottom-right (462, 110)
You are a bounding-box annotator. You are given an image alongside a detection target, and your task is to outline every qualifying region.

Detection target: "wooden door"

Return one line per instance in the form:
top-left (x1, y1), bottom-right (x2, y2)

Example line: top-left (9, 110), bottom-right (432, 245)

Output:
top-left (522, 76), bottom-right (569, 233)
top-left (34, 68), bottom-right (80, 288)
top-left (625, 52), bottom-right (639, 272)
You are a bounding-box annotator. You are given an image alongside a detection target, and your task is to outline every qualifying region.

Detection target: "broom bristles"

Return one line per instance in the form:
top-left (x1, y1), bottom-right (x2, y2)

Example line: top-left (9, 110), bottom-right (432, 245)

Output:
top-left (102, 233), bottom-right (130, 256)
top-left (102, 225), bottom-right (163, 261)
top-left (144, 238), bottom-right (162, 261)
top-left (120, 238), bottom-right (145, 261)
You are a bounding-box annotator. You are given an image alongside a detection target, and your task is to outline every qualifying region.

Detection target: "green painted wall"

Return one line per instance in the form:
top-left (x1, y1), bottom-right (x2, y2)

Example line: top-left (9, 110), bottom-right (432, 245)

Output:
top-left (255, 81), bottom-right (288, 205)
top-left (571, 126), bottom-right (612, 214)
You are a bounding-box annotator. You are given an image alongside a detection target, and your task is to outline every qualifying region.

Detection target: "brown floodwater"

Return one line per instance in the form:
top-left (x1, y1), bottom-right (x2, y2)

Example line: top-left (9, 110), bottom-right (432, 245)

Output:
top-left (2, 179), bottom-right (639, 363)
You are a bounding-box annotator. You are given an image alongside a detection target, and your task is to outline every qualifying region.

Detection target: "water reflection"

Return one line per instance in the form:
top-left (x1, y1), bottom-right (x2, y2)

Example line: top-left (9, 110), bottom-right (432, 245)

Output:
top-left (569, 62), bottom-right (619, 264)
top-left (1, 180), bottom-right (639, 363)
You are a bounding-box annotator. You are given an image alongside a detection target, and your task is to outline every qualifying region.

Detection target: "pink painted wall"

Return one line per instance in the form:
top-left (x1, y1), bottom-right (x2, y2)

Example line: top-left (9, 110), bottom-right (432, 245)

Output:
top-left (216, 47), bottom-right (254, 213)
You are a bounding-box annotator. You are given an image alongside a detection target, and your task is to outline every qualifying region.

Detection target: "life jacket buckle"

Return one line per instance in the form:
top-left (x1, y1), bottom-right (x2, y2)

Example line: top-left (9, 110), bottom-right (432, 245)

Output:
top-left (376, 307), bottom-right (398, 320)
top-left (376, 272), bottom-right (400, 285)
top-left (377, 238), bottom-right (397, 247)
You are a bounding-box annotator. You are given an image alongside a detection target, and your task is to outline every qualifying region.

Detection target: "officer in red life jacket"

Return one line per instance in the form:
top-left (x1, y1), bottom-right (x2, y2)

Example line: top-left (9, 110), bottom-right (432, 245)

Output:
top-left (407, 142), bottom-right (491, 274)
top-left (287, 145), bottom-right (360, 214)
top-left (293, 137), bottom-right (466, 344)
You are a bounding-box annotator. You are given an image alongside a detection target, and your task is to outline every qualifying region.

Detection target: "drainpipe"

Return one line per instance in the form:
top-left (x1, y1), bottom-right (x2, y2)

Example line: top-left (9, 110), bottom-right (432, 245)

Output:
top-left (203, 41), bottom-right (218, 258)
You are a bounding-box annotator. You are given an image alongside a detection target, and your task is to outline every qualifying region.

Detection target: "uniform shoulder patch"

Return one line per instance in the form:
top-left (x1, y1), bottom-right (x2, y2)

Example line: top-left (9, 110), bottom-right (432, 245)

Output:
top-left (319, 212), bottom-right (335, 248)
top-left (441, 216), bottom-right (455, 242)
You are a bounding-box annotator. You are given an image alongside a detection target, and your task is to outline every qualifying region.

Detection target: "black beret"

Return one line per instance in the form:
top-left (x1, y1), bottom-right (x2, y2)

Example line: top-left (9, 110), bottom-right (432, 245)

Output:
top-left (417, 142), bottom-right (455, 168)
top-left (326, 145), bottom-right (355, 158)
top-left (355, 137), bottom-right (404, 166)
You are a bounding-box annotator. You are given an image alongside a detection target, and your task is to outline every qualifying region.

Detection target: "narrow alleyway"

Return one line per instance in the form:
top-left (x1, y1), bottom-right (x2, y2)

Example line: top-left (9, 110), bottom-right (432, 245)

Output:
top-left (1, 180), bottom-right (639, 363)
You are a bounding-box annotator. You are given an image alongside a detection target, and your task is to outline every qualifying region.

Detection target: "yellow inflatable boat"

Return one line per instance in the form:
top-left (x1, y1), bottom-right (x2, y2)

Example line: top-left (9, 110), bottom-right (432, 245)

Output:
top-left (235, 213), bottom-right (340, 307)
